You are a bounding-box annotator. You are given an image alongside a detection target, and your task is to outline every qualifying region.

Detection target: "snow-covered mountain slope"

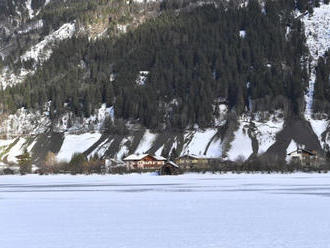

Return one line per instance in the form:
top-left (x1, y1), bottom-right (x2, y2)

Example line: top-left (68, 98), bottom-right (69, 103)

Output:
top-left (0, 22), bottom-right (76, 88)
top-left (0, 0), bottom-right (158, 88)
top-left (303, 3), bottom-right (330, 118)
top-left (227, 121), bottom-right (253, 161)
top-left (226, 112), bottom-right (284, 161)
top-left (22, 22), bottom-right (75, 63)
top-left (0, 110), bottom-right (285, 164)
top-left (1, 1), bottom-right (330, 166)
top-left (0, 104), bottom-right (113, 138)
top-left (300, 3), bottom-right (330, 151)
top-left (56, 132), bottom-right (102, 162)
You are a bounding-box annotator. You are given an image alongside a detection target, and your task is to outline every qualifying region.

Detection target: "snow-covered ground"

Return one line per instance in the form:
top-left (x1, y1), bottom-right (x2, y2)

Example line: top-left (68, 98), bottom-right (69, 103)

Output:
top-left (5, 137), bottom-right (26, 163)
top-left (25, 0), bottom-right (34, 19)
top-left (302, 3), bottom-right (330, 118)
top-left (181, 129), bottom-right (219, 157)
top-left (1, 173), bottom-right (330, 248)
top-left (0, 115), bottom-right (285, 164)
top-left (134, 129), bottom-right (157, 154)
top-left (57, 132), bottom-right (102, 162)
top-left (227, 121), bottom-right (253, 160)
top-left (21, 22), bottom-right (76, 63)
top-left (309, 118), bottom-right (329, 147)
top-left (254, 116), bottom-right (284, 154)
top-left (136, 71), bottom-right (149, 85)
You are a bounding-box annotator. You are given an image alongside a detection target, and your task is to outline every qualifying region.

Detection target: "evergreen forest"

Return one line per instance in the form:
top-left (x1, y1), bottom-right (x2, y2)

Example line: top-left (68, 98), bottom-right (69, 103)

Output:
top-left (1, 0), bottom-right (328, 130)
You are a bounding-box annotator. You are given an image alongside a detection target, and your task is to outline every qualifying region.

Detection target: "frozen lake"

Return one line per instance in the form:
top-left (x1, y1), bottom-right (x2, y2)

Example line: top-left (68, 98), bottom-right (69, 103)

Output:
top-left (1, 173), bottom-right (330, 248)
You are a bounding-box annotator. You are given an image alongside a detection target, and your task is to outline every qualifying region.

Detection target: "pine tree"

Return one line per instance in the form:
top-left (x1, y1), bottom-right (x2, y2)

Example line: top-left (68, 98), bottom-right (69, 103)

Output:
top-left (18, 149), bottom-right (32, 175)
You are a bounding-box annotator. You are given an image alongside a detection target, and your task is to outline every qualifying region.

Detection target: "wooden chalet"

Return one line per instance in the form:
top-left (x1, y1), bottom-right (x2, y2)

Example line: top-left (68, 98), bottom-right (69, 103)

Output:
top-left (123, 154), bottom-right (166, 170)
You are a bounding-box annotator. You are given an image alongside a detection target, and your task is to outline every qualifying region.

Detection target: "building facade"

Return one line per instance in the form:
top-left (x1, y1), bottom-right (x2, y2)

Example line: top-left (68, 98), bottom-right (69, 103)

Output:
top-left (287, 148), bottom-right (318, 166)
top-left (123, 154), bottom-right (166, 170)
top-left (175, 154), bottom-right (208, 169)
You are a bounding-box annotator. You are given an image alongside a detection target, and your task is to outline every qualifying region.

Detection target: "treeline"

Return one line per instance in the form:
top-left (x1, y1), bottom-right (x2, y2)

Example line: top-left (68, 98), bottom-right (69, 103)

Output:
top-left (10, 151), bottom-right (106, 175)
top-left (1, 0), bottom-right (310, 129)
top-left (38, 0), bottom-right (147, 35)
top-left (0, 0), bottom-right (25, 18)
top-left (39, 0), bottom-right (101, 32)
top-left (313, 49), bottom-right (330, 113)
top-left (0, 0), bottom-right (46, 19)
top-left (296, 0), bottom-right (329, 13)
top-left (5, 152), bottom-right (330, 175)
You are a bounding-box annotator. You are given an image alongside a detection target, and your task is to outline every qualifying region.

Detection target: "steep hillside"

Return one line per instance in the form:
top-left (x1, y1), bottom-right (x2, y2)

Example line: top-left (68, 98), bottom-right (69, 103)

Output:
top-left (1, 0), bottom-right (308, 125)
top-left (0, 0), bottom-right (161, 88)
top-left (1, 0), bottom-right (330, 166)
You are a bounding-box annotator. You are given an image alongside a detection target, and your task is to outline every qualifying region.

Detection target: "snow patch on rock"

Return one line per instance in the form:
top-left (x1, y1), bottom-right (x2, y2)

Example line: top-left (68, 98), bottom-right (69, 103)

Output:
top-left (0, 108), bottom-right (51, 138)
top-left (117, 24), bottom-right (128, 33)
top-left (21, 22), bottom-right (76, 63)
top-left (239, 30), bottom-right (246, 38)
top-left (309, 118), bottom-right (328, 148)
top-left (135, 130), bottom-right (157, 154)
top-left (155, 145), bottom-right (164, 156)
top-left (18, 20), bottom-right (43, 34)
top-left (254, 116), bottom-right (284, 154)
top-left (26, 0), bottom-right (34, 19)
top-left (116, 137), bottom-right (133, 160)
top-left (6, 138), bottom-right (27, 163)
top-left (181, 129), bottom-right (219, 157)
top-left (0, 139), bottom-right (15, 148)
top-left (286, 139), bottom-right (297, 162)
top-left (90, 138), bottom-right (114, 159)
top-left (205, 136), bottom-right (222, 158)
top-left (136, 71), bottom-right (149, 86)
top-left (0, 22), bottom-right (76, 88)
top-left (1, 104), bottom-right (114, 137)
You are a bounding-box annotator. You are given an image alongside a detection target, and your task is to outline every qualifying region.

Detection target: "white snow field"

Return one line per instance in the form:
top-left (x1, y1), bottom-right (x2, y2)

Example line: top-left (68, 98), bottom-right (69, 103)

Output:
top-left (56, 132), bottom-right (102, 162)
top-left (1, 173), bottom-right (330, 248)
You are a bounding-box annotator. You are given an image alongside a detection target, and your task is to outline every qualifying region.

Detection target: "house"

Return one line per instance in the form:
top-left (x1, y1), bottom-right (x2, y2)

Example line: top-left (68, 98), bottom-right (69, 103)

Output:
top-left (175, 154), bottom-right (224, 169)
top-left (287, 148), bottom-right (318, 166)
top-left (175, 154), bottom-right (208, 169)
top-left (159, 161), bottom-right (180, 175)
top-left (123, 154), bottom-right (166, 170)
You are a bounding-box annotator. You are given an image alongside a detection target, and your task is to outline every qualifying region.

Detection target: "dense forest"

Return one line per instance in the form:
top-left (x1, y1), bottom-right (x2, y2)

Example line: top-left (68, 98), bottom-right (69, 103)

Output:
top-left (313, 49), bottom-right (330, 113)
top-left (0, 0), bottom-right (327, 130)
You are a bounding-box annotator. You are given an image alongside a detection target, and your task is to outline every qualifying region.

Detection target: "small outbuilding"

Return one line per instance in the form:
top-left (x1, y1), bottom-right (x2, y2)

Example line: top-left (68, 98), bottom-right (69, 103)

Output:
top-left (159, 161), bottom-right (180, 175)
top-left (175, 154), bottom-right (208, 169)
